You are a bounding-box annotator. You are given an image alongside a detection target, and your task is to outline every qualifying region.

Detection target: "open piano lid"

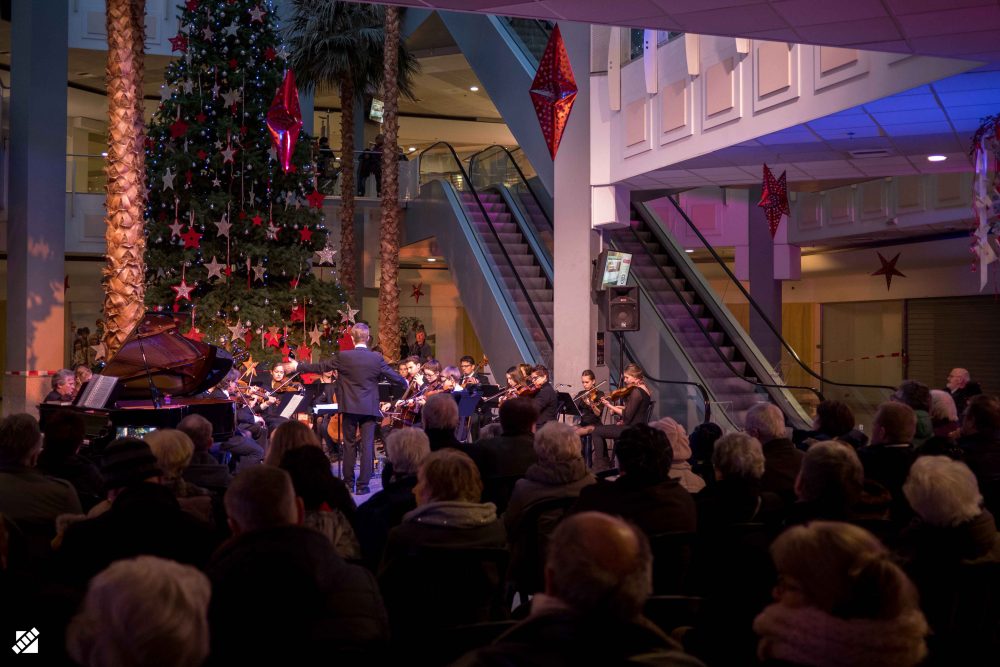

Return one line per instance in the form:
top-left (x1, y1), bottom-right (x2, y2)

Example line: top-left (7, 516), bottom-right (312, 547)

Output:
top-left (101, 313), bottom-right (234, 399)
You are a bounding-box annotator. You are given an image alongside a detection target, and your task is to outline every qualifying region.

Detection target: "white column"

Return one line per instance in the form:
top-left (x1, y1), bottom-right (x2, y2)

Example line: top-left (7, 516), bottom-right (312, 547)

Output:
top-left (4, 0), bottom-right (69, 416)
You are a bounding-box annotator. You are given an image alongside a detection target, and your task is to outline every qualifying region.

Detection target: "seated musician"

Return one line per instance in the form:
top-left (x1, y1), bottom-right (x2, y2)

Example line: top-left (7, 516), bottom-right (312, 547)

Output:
top-left (404, 356), bottom-right (424, 390)
top-left (209, 371), bottom-right (265, 468)
top-left (458, 356), bottom-right (489, 390)
top-left (44, 369), bottom-right (77, 403)
top-left (585, 364), bottom-right (651, 472)
top-left (308, 370), bottom-right (340, 460)
top-left (440, 366), bottom-right (462, 393)
top-left (531, 365), bottom-right (559, 428)
top-left (260, 364), bottom-right (302, 433)
top-left (577, 369), bottom-right (606, 430)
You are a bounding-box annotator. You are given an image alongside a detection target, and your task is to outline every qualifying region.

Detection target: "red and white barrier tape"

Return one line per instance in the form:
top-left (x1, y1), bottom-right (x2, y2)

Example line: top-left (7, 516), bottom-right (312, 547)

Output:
top-left (820, 352), bottom-right (904, 366)
top-left (4, 370), bottom-right (63, 377)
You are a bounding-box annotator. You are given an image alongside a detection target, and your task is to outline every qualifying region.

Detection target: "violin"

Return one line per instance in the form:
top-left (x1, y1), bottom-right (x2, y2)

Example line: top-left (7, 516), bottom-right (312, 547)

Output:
top-left (573, 380), bottom-right (607, 411)
top-left (606, 385), bottom-right (636, 402)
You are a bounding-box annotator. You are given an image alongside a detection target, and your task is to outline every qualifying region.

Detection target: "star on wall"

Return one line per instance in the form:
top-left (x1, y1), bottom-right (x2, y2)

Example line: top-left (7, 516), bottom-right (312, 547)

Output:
top-left (872, 252), bottom-right (906, 290)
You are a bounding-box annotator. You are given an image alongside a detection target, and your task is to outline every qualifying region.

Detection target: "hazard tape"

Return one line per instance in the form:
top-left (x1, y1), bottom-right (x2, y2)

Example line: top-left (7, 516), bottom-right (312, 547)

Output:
top-left (4, 370), bottom-right (63, 377)
top-left (820, 352), bottom-right (904, 366)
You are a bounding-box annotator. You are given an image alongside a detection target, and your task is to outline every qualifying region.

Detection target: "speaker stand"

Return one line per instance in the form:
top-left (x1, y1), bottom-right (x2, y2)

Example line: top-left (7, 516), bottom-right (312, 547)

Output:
top-left (615, 330), bottom-right (626, 389)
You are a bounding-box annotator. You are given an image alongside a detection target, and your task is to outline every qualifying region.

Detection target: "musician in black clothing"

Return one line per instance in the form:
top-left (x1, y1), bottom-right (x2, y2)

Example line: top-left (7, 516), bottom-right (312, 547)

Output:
top-left (589, 364), bottom-right (651, 472)
top-left (307, 370), bottom-right (340, 459)
top-left (531, 365), bottom-right (559, 428)
top-left (458, 356), bottom-right (490, 389)
top-left (578, 369), bottom-right (606, 429)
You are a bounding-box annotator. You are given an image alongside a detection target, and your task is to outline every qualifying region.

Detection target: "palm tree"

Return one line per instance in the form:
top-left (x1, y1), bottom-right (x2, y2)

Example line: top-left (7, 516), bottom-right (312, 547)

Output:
top-left (103, 0), bottom-right (147, 356)
top-left (377, 6), bottom-right (403, 360)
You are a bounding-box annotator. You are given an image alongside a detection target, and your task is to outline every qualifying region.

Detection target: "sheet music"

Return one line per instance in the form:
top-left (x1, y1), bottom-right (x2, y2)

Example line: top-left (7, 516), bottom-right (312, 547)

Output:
top-left (77, 375), bottom-right (118, 409)
top-left (279, 394), bottom-right (306, 419)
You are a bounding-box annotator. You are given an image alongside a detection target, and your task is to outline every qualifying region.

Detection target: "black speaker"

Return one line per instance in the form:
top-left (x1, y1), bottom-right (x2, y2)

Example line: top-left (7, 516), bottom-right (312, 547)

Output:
top-left (607, 286), bottom-right (639, 332)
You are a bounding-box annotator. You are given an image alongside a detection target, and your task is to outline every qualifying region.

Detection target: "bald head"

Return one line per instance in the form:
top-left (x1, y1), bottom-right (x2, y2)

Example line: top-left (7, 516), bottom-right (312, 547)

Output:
top-left (545, 512), bottom-right (652, 620)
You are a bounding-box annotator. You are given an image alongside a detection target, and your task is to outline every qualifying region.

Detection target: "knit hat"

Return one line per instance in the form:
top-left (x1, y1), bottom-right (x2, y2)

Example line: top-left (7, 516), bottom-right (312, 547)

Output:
top-left (650, 417), bottom-right (692, 462)
top-left (101, 437), bottom-right (163, 490)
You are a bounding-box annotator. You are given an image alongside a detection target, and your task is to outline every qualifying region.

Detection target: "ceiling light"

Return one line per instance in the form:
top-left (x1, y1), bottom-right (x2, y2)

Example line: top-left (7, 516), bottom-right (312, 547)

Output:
top-left (427, 258), bottom-right (437, 262)
top-left (408, 147), bottom-right (416, 152)
top-left (469, 86), bottom-right (479, 92)
top-left (684, 249), bottom-right (694, 253)
top-left (927, 155), bottom-right (947, 162)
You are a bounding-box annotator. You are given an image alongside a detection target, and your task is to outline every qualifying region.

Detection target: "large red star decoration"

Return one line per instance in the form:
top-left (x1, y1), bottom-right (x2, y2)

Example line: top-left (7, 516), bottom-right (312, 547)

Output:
top-left (872, 252), bottom-right (906, 290)
top-left (251, 213), bottom-right (263, 226)
top-left (530, 25), bottom-right (578, 159)
top-left (411, 282), bottom-right (425, 304)
top-left (296, 344), bottom-right (313, 362)
top-left (168, 33), bottom-right (188, 53)
top-left (169, 118), bottom-right (189, 139)
top-left (299, 226), bottom-right (313, 243)
top-left (266, 71), bottom-right (303, 173)
top-left (306, 189), bottom-right (325, 209)
top-left (263, 330), bottom-right (281, 348)
top-left (180, 227), bottom-right (203, 249)
top-left (758, 164), bottom-right (789, 238)
top-left (280, 343), bottom-right (292, 361)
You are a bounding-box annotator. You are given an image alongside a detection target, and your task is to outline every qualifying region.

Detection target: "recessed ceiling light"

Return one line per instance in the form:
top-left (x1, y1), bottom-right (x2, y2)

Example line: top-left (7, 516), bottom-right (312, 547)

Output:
top-left (469, 86), bottom-right (479, 92)
top-left (684, 249), bottom-right (694, 253)
top-left (927, 154), bottom-right (947, 162)
top-left (408, 147), bottom-right (416, 152)
top-left (427, 258), bottom-right (437, 262)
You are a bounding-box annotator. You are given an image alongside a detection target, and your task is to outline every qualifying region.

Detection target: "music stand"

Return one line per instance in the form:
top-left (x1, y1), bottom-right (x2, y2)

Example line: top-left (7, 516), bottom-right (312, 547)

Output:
top-left (556, 392), bottom-right (581, 418)
top-left (478, 384), bottom-right (501, 398)
top-left (456, 391), bottom-right (482, 418)
top-left (378, 381), bottom-right (403, 403)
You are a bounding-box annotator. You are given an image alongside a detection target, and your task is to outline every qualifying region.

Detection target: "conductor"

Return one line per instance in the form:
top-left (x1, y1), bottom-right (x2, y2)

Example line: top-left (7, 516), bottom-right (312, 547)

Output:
top-left (282, 323), bottom-right (405, 495)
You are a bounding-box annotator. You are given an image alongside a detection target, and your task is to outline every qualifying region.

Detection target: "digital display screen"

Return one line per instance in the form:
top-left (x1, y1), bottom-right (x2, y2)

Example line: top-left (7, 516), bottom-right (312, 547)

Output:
top-left (369, 98), bottom-right (384, 123)
top-left (601, 251), bottom-right (633, 287)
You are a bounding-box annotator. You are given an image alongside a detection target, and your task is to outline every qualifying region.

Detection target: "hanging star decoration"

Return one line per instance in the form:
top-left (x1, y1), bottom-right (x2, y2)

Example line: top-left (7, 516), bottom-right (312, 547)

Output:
top-left (529, 25), bottom-right (578, 159)
top-left (211, 176), bottom-right (222, 188)
top-left (223, 20), bottom-right (239, 38)
top-left (171, 277), bottom-right (196, 302)
top-left (227, 321), bottom-right (247, 341)
top-left (308, 324), bottom-right (323, 347)
top-left (201, 24), bottom-right (213, 40)
top-left (162, 167), bottom-right (176, 191)
top-left (214, 213), bottom-right (231, 238)
top-left (169, 117), bottom-right (189, 139)
top-left (221, 141), bottom-right (237, 164)
top-left (251, 213), bottom-right (263, 227)
top-left (180, 227), bottom-right (203, 249)
top-left (242, 355), bottom-right (259, 377)
top-left (338, 304), bottom-right (359, 325)
top-left (295, 343), bottom-right (313, 362)
top-left (758, 163), bottom-right (790, 238)
top-left (266, 222), bottom-right (281, 240)
top-left (252, 260), bottom-right (267, 282)
top-left (313, 246), bottom-right (336, 265)
top-left (872, 252), bottom-right (906, 290)
top-left (160, 84), bottom-right (174, 103)
top-left (221, 87), bottom-right (242, 108)
top-left (168, 33), bottom-right (188, 53)
top-left (91, 341), bottom-right (107, 362)
top-left (181, 78), bottom-right (194, 94)
top-left (276, 45), bottom-right (290, 60)
top-left (183, 327), bottom-right (204, 343)
top-left (306, 189), bottom-right (325, 209)
top-left (264, 328), bottom-right (281, 348)
top-left (299, 226), bottom-right (313, 243)
top-left (168, 219), bottom-right (184, 238)
top-left (280, 342), bottom-right (292, 361)
top-left (411, 283), bottom-right (425, 304)
top-left (204, 256), bottom-right (225, 280)
top-left (249, 4), bottom-right (266, 22)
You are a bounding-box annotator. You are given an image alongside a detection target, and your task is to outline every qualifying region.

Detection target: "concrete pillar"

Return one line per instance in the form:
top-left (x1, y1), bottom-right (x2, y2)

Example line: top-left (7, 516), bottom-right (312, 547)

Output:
top-left (4, 0), bottom-right (69, 416)
top-left (747, 186), bottom-right (782, 367)
top-left (552, 22), bottom-right (594, 387)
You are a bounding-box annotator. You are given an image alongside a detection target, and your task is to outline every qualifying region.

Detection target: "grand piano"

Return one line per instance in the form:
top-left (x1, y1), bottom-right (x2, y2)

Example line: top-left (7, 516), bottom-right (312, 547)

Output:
top-left (39, 313), bottom-right (237, 449)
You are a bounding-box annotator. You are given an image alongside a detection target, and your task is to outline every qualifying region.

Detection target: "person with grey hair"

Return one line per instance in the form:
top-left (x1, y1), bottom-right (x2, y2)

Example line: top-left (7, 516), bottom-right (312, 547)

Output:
top-left (787, 440), bottom-right (865, 525)
top-left (177, 413), bottom-right (231, 490)
top-left (67, 556), bottom-right (211, 667)
top-left (455, 512), bottom-right (704, 666)
top-left (929, 389), bottom-right (960, 439)
top-left (355, 427), bottom-right (432, 568)
top-left (746, 403), bottom-right (801, 504)
top-left (945, 367), bottom-right (982, 415)
top-left (422, 391), bottom-right (462, 451)
top-left (695, 432), bottom-right (782, 531)
top-left (209, 466), bottom-right (388, 663)
top-left (43, 368), bottom-right (77, 403)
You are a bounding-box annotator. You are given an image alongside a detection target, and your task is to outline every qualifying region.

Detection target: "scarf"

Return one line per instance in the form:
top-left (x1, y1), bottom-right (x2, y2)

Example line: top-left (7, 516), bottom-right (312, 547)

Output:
top-left (754, 603), bottom-right (928, 667)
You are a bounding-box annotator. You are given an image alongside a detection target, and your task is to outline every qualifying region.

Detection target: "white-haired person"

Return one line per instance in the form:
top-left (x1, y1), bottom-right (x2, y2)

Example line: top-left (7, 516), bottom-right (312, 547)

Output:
top-left (745, 403), bottom-right (800, 504)
top-left (651, 417), bottom-right (705, 494)
top-left (66, 556), bottom-right (211, 667)
top-left (144, 428), bottom-right (214, 525)
top-left (929, 389), bottom-right (960, 439)
top-left (754, 521), bottom-right (928, 667)
top-left (695, 432), bottom-right (782, 532)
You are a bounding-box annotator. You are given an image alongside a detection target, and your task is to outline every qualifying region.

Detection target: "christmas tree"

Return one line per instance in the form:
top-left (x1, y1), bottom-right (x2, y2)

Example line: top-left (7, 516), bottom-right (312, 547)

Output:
top-left (143, 0), bottom-right (347, 371)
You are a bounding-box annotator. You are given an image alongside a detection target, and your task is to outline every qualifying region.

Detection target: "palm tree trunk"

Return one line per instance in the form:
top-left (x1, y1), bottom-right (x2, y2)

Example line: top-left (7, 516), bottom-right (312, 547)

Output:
top-left (103, 0), bottom-right (147, 357)
top-left (378, 6), bottom-right (401, 360)
top-left (338, 74), bottom-right (357, 301)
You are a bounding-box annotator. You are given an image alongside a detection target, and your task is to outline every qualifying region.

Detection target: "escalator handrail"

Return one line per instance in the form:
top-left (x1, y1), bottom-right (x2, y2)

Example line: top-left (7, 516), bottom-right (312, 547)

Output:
top-left (614, 334), bottom-right (712, 425)
top-left (653, 196), bottom-right (896, 394)
top-left (612, 219), bottom-right (824, 404)
top-left (418, 141), bottom-right (553, 350)
top-left (467, 144), bottom-right (553, 229)
top-left (495, 16), bottom-right (553, 64)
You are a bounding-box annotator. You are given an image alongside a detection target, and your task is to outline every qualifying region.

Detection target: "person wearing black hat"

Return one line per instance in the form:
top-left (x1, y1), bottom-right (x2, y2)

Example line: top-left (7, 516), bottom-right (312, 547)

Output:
top-left (55, 438), bottom-right (219, 587)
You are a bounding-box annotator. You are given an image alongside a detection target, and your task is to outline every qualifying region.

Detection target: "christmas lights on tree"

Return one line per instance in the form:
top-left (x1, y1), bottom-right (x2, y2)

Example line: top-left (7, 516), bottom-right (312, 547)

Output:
top-left (144, 0), bottom-right (346, 368)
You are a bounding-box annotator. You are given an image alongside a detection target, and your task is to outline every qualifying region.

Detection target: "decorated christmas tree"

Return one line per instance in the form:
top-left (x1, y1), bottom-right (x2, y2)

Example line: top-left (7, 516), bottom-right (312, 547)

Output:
top-left (143, 0), bottom-right (347, 371)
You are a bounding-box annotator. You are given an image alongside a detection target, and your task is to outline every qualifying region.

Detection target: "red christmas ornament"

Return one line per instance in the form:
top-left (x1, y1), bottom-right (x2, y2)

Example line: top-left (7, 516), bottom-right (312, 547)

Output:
top-left (290, 304), bottom-right (305, 322)
top-left (530, 25), bottom-right (578, 160)
top-left (185, 0), bottom-right (199, 11)
top-left (299, 227), bottom-right (313, 243)
top-left (280, 343), bottom-right (292, 361)
top-left (296, 344), bottom-right (312, 362)
top-left (266, 70), bottom-right (303, 173)
top-left (758, 164), bottom-right (790, 238)
top-left (306, 189), bottom-right (325, 210)
top-left (228, 58), bottom-right (238, 69)
top-left (197, 149), bottom-right (208, 160)
top-left (169, 34), bottom-right (188, 53)
top-left (338, 329), bottom-right (355, 351)
top-left (180, 227), bottom-right (203, 249)
top-left (264, 46), bottom-right (276, 61)
top-left (195, 112), bottom-right (207, 124)
top-left (872, 252), bottom-right (906, 290)
top-left (183, 327), bottom-right (204, 343)
top-left (263, 330), bottom-right (281, 348)
top-left (243, 330), bottom-right (255, 347)
top-left (169, 118), bottom-right (189, 139)
top-left (411, 282), bottom-right (425, 304)
top-left (251, 214), bottom-right (263, 226)
top-left (185, 170), bottom-right (193, 186)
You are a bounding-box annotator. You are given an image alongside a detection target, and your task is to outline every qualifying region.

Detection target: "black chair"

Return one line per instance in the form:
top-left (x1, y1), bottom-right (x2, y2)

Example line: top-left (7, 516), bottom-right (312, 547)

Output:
top-left (648, 531), bottom-right (697, 595)
top-left (506, 495), bottom-right (577, 600)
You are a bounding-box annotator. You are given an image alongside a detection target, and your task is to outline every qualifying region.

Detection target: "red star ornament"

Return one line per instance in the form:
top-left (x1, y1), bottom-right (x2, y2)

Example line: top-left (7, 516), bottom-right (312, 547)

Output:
top-left (529, 25), bottom-right (578, 160)
top-left (263, 330), bottom-right (281, 348)
top-left (195, 112), bottom-right (207, 124)
top-left (299, 226), bottom-right (313, 243)
top-left (180, 227), bottom-right (203, 249)
top-left (183, 327), bottom-right (204, 343)
top-left (197, 149), bottom-right (208, 160)
top-left (243, 330), bottom-right (255, 347)
top-left (171, 278), bottom-right (196, 302)
top-left (306, 189), bottom-right (325, 209)
top-left (290, 304), bottom-right (305, 322)
top-left (251, 214), bottom-right (263, 226)
top-left (411, 282), bottom-right (425, 304)
top-left (169, 118), bottom-right (189, 139)
top-left (758, 164), bottom-right (790, 238)
top-left (296, 344), bottom-right (313, 362)
top-left (169, 33), bottom-right (188, 53)
top-left (229, 58), bottom-right (238, 69)
top-left (264, 46), bottom-right (276, 61)
top-left (280, 343), bottom-right (292, 362)
top-left (185, 0), bottom-right (199, 11)
top-left (872, 252), bottom-right (906, 290)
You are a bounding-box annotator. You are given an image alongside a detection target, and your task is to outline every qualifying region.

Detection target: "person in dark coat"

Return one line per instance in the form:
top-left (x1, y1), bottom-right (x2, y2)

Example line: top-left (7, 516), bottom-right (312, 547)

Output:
top-left (466, 397), bottom-right (539, 513)
top-left (957, 394), bottom-right (1000, 517)
top-left (208, 466), bottom-right (388, 664)
top-left (285, 323), bottom-right (406, 494)
top-left (946, 367), bottom-right (983, 415)
top-left (36, 409), bottom-right (104, 511)
top-left (858, 402), bottom-right (916, 516)
top-left (177, 413), bottom-right (232, 491)
top-left (746, 403), bottom-right (802, 505)
top-left (573, 424), bottom-right (696, 537)
top-left (695, 433), bottom-right (782, 531)
top-left (530, 365), bottom-right (559, 428)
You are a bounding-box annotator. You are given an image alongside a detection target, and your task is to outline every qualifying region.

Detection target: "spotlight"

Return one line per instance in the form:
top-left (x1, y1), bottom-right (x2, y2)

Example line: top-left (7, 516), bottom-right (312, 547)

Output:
top-left (469, 86), bottom-right (479, 92)
top-left (927, 155), bottom-right (947, 162)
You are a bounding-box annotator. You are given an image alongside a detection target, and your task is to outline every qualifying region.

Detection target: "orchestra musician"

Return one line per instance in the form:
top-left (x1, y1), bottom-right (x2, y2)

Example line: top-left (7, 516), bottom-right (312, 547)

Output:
top-left (258, 364), bottom-right (298, 432)
top-left (459, 356), bottom-right (489, 388)
top-left (307, 370), bottom-right (340, 461)
top-left (584, 363), bottom-right (651, 472)
top-left (577, 369), bottom-right (606, 430)
top-left (530, 365), bottom-right (559, 427)
top-left (207, 370), bottom-right (266, 468)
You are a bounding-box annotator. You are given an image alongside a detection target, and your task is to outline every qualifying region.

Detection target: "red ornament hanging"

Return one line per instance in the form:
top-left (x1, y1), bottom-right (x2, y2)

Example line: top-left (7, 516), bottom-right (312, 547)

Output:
top-left (266, 70), bottom-right (303, 173)
top-left (529, 24), bottom-right (578, 160)
top-left (758, 164), bottom-right (789, 238)
top-left (296, 343), bottom-right (313, 362)
top-left (411, 282), bottom-right (425, 304)
top-left (305, 189), bottom-right (325, 209)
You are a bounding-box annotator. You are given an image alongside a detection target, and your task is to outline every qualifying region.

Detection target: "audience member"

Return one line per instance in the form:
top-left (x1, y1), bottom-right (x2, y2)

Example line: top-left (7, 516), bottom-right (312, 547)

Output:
top-left (457, 512), bottom-right (705, 667)
top-left (177, 413), bottom-right (231, 490)
top-left (929, 389), bottom-right (960, 439)
top-left (43, 369), bottom-right (76, 403)
top-left (355, 427), bottom-right (430, 569)
top-left (466, 397), bottom-right (539, 513)
top-left (66, 556), bottom-right (211, 667)
top-left (263, 419), bottom-right (320, 466)
top-left (279, 444), bottom-right (360, 559)
top-left (956, 394), bottom-right (1000, 517)
top-left (73, 364), bottom-right (93, 391)
top-left (745, 403), bottom-right (801, 504)
top-left (144, 429), bottom-right (215, 525)
top-left (689, 422), bottom-right (723, 488)
top-left (422, 392), bottom-right (461, 450)
top-left (796, 400), bottom-right (867, 449)
top-left (892, 380), bottom-right (934, 447)
top-left (36, 409), bottom-right (103, 511)
top-left (946, 367), bottom-right (982, 415)
top-left (786, 440), bottom-right (864, 525)
top-left (858, 402), bottom-right (917, 508)
top-left (573, 423), bottom-right (696, 537)
top-left (695, 432), bottom-right (782, 531)
top-left (651, 417), bottom-right (705, 494)
top-left (209, 466), bottom-right (387, 663)
top-left (754, 521), bottom-right (928, 667)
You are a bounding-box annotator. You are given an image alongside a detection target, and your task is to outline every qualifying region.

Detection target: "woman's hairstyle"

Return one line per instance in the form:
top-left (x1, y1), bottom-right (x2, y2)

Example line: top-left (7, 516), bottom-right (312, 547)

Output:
top-left (506, 367), bottom-right (526, 385)
top-left (796, 440), bottom-right (864, 507)
top-left (712, 432), bottom-right (765, 480)
top-left (419, 448), bottom-right (483, 503)
top-left (421, 359), bottom-right (442, 375)
top-left (615, 423), bottom-right (672, 483)
top-left (264, 420), bottom-right (320, 466)
top-left (385, 427), bottom-right (431, 475)
top-left (534, 421), bottom-right (583, 463)
top-left (771, 521), bottom-right (920, 620)
top-left (582, 369), bottom-right (596, 381)
top-left (623, 363), bottom-right (644, 381)
top-left (143, 429), bottom-right (195, 481)
top-left (903, 456), bottom-right (983, 527)
top-left (815, 400), bottom-right (856, 437)
top-left (441, 366), bottom-right (462, 384)
top-left (929, 390), bottom-right (959, 423)
top-left (66, 556), bottom-right (211, 667)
